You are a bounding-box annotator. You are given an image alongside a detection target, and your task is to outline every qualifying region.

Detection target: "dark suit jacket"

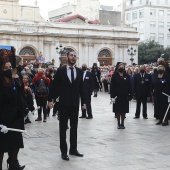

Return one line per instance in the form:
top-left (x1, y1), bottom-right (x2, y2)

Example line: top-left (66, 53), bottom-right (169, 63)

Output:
top-left (133, 72), bottom-right (152, 98)
top-left (48, 66), bottom-right (85, 107)
top-left (83, 71), bottom-right (94, 96)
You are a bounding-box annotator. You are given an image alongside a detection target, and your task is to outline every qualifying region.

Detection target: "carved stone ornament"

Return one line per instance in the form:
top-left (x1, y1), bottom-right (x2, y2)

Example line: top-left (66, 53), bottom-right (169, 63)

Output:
top-left (3, 9), bottom-right (7, 14)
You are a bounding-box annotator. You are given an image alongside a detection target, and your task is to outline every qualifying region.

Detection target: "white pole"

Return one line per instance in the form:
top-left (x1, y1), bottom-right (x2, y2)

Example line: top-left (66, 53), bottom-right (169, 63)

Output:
top-left (163, 104), bottom-right (170, 123)
top-left (162, 92), bottom-right (170, 98)
top-left (6, 128), bottom-right (27, 133)
top-left (162, 92), bottom-right (170, 123)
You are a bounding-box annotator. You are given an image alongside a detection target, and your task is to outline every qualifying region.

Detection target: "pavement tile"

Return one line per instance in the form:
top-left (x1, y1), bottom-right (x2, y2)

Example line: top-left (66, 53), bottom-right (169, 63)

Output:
top-left (2, 92), bottom-right (170, 170)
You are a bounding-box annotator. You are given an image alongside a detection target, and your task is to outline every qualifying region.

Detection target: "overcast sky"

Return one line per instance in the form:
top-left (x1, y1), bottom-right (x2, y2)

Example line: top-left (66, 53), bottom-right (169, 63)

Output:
top-left (19, 0), bottom-right (121, 20)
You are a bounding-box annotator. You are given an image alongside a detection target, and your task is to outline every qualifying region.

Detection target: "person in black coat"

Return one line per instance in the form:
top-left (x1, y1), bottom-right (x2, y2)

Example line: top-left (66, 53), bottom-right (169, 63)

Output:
top-left (157, 58), bottom-right (170, 76)
top-left (153, 65), bottom-right (170, 125)
top-left (48, 50), bottom-right (86, 161)
top-left (91, 63), bottom-right (101, 97)
top-left (79, 64), bottom-right (94, 119)
top-left (46, 66), bottom-right (59, 117)
top-left (110, 62), bottom-right (132, 129)
top-left (0, 62), bottom-right (25, 170)
top-left (133, 65), bottom-right (152, 119)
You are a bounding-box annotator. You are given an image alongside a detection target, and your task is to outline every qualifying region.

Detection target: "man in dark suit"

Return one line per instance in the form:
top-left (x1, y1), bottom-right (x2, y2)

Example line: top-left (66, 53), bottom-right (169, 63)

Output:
top-left (133, 65), bottom-right (152, 119)
top-left (79, 64), bottom-right (94, 119)
top-left (48, 50), bottom-right (86, 161)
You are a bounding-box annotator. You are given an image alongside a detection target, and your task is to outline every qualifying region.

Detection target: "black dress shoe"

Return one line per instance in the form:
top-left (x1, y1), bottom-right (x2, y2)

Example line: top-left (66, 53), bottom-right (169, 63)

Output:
top-left (79, 116), bottom-right (86, 118)
top-left (25, 118), bottom-right (31, 124)
top-left (69, 150), bottom-right (84, 157)
top-left (162, 122), bottom-right (169, 126)
top-left (117, 125), bottom-right (121, 129)
top-left (121, 124), bottom-right (125, 129)
top-left (86, 117), bottom-right (93, 119)
top-left (156, 121), bottom-right (162, 125)
top-left (134, 117), bottom-right (139, 119)
top-left (61, 154), bottom-right (69, 161)
top-left (143, 117), bottom-right (148, 119)
top-left (7, 159), bottom-right (25, 170)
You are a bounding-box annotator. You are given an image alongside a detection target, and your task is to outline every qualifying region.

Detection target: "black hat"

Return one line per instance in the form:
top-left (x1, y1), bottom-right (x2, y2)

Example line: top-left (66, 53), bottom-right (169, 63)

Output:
top-left (0, 46), bottom-right (16, 71)
top-left (115, 62), bottom-right (124, 68)
top-left (114, 62), bottom-right (125, 73)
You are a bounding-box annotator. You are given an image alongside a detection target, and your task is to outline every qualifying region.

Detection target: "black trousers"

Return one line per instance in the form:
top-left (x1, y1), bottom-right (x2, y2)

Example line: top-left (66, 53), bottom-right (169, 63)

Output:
top-left (81, 95), bottom-right (92, 118)
top-left (135, 96), bottom-right (147, 118)
top-left (35, 96), bottom-right (47, 119)
top-left (103, 80), bottom-right (108, 92)
top-left (59, 106), bottom-right (79, 154)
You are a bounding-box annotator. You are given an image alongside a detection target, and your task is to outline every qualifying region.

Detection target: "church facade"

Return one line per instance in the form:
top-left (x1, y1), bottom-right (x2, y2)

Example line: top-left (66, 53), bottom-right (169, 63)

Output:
top-left (0, 0), bottom-right (139, 67)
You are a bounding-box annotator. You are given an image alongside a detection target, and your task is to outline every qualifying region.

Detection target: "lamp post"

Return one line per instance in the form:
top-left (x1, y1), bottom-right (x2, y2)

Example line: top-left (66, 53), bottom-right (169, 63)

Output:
top-left (56, 45), bottom-right (67, 66)
top-left (127, 47), bottom-right (136, 65)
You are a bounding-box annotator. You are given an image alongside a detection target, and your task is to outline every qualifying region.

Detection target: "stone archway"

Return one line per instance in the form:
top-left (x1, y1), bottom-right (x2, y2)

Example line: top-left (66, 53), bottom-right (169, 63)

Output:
top-left (98, 49), bottom-right (112, 66)
top-left (19, 46), bottom-right (37, 65)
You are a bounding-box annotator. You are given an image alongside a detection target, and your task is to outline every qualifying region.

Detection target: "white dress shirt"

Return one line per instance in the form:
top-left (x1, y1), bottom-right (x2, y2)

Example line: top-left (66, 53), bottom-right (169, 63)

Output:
top-left (83, 70), bottom-right (87, 81)
top-left (67, 65), bottom-right (77, 83)
top-left (140, 73), bottom-right (145, 78)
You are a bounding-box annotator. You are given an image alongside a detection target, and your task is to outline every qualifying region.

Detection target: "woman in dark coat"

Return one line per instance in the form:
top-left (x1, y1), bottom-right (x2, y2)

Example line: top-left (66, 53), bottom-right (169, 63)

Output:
top-left (91, 63), bottom-right (101, 97)
top-left (153, 65), bottom-right (170, 125)
top-left (0, 62), bottom-right (25, 170)
top-left (110, 62), bottom-right (132, 129)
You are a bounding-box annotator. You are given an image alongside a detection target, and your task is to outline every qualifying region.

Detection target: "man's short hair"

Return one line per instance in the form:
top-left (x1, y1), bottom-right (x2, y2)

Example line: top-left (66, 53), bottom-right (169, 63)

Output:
top-left (67, 50), bottom-right (75, 57)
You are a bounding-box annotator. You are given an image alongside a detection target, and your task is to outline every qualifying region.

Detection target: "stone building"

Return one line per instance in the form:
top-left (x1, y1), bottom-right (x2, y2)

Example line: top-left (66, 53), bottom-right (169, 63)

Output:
top-left (119, 0), bottom-right (170, 48)
top-left (0, 0), bottom-right (139, 67)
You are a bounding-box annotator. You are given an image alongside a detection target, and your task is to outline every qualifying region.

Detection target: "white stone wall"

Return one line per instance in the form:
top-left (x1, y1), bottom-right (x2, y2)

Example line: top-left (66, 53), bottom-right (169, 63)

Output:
top-left (125, 0), bottom-right (170, 48)
top-left (48, 0), bottom-right (100, 21)
top-left (75, 0), bottom-right (100, 20)
top-left (0, 0), bottom-right (139, 66)
top-left (0, 21), bottom-right (139, 66)
top-left (0, 0), bottom-right (44, 22)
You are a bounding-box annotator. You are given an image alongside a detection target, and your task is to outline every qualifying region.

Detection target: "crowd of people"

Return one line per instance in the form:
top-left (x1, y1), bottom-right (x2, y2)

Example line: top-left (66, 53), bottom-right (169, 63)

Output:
top-left (92, 58), bottom-right (170, 129)
top-left (0, 46), bottom-right (170, 168)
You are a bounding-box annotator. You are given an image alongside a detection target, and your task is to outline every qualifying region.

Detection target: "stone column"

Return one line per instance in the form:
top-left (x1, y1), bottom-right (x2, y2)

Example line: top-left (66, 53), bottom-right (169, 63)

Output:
top-left (118, 45), bottom-right (123, 62)
top-left (121, 0), bottom-right (126, 27)
top-left (117, 44), bottom-right (128, 64)
top-left (49, 42), bottom-right (52, 62)
top-left (88, 43), bottom-right (94, 67)
top-left (82, 43), bottom-right (88, 66)
top-left (43, 42), bottom-right (49, 63)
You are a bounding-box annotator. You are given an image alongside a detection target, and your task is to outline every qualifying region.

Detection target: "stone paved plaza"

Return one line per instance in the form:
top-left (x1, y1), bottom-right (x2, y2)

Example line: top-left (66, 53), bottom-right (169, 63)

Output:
top-left (2, 92), bottom-right (170, 170)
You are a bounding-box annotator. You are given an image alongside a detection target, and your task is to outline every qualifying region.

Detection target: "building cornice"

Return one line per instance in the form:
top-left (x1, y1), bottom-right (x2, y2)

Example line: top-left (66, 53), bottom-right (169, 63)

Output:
top-left (0, 21), bottom-right (138, 33)
top-left (126, 5), bottom-right (170, 11)
top-left (0, 31), bottom-right (139, 41)
top-left (0, 20), bottom-right (139, 42)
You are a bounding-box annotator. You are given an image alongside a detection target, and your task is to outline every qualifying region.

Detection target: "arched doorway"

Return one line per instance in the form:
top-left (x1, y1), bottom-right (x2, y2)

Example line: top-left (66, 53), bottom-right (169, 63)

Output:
top-left (19, 46), bottom-right (36, 65)
top-left (60, 47), bottom-right (76, 66)
top-left (98, 49), bottom-right (112, 66)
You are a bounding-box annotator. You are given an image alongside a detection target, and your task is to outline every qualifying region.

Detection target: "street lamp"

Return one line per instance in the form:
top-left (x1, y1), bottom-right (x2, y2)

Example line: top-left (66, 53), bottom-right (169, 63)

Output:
top-left (56, 45), bottom-right (67, 65)
top-left (127, 47), bottom-right (137, 65)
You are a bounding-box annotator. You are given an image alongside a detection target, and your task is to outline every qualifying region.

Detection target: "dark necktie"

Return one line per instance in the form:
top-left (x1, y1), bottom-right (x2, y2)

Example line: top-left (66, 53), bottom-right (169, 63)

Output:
top-left (70, 67), bottom-right (74, 83)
